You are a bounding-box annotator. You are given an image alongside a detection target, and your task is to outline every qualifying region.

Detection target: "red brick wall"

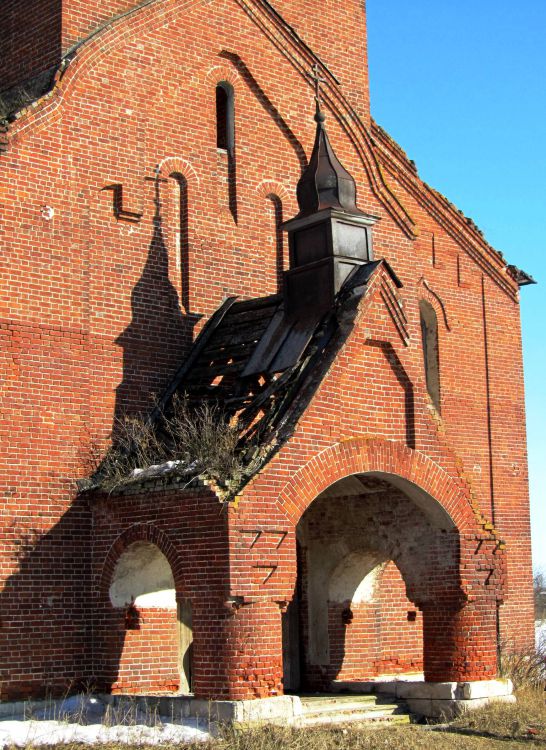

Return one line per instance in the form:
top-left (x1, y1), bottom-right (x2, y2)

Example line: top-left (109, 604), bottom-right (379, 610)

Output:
top-left (0, 500), bottom-right (91, 701)
top-left (327, 563), bottom-right (423, 682)
top-left (0, 0), bottom-right (62, 90)
top-left (0, 1), bottom-right (140, 91)
top-left (268, 0), bottom-right (370, 122)
top-left (91, 486), bottom-right (236, 699)
top-left (104, 607), bottom-right (180, 695)
top-left (61, 1), bottom-right (143, 51)
top-left (0, 0), bottom-right (533, 701)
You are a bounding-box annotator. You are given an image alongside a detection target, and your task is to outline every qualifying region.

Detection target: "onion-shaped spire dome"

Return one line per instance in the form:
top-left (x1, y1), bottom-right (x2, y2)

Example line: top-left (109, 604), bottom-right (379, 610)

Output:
top-left (295, 100), bottom-right (363, 219)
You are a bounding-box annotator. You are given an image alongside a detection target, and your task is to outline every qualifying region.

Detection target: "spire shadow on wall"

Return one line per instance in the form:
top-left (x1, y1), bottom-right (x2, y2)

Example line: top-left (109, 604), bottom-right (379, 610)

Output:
top-left (114, 175), bottom-right (200, 422)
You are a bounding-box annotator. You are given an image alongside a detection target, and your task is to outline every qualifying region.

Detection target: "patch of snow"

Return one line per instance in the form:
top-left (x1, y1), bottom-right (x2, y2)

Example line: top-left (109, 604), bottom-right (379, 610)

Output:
top-left (0, 696), bottom-right (212, 747)
top-left (0, 720), bottom-right (211, 747)
top-left (131, 460), bottom-right (183, 480)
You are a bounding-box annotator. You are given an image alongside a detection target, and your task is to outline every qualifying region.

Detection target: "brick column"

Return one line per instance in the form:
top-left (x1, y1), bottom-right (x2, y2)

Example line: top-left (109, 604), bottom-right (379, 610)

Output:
top-left (220, 599), bottom-right (285, 700)
top-left (422, 598), bottom-right (498, 682)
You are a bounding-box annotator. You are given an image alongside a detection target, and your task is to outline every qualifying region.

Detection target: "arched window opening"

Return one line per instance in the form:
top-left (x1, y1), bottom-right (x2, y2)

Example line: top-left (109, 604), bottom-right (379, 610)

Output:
top-left (108, 541), bottom-right (193, 694)
top-left (215, 82), bottom-right (237, 221)
top-left (267, 193), bottom-right (284, 292)
top-left (420, 299), bottom-right (441, 412)
top-left (216, 82), bottom-right (234, 153)
top-left (170, 172), bottom-right (190, 311)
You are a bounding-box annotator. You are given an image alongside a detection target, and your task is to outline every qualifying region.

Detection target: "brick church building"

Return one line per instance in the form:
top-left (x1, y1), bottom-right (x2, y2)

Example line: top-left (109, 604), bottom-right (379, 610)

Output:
top-left (0, 0), bottom-right (535, 717)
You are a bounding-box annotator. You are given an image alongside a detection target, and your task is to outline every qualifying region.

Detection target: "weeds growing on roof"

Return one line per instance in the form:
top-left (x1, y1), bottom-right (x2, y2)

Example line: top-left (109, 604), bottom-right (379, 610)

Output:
top-left (84, 395), bottom-right (264, 499)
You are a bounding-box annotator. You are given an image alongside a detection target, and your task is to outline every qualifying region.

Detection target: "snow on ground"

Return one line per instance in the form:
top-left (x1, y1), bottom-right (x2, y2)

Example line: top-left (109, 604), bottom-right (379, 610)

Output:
top-left (0, 696), bottom-right (213, 747)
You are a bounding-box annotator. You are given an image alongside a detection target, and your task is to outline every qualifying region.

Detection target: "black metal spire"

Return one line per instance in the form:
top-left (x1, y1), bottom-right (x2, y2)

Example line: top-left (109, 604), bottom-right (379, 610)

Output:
top-left (295, 68), bottom-right (362, 219)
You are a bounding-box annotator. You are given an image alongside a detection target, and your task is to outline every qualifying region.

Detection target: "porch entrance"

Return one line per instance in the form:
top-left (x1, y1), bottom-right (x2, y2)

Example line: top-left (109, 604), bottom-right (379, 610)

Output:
top-left (282, 472), bottom-right (457, 693)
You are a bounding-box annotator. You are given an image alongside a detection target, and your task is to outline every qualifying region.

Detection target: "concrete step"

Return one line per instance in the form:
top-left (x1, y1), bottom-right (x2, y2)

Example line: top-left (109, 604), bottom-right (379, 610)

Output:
top-left (300, 695), bottom-right (378, 713)
top-left (300, 698), bottom-right (395, 715)
top-left (296, 694), bottom-right (412, 727)
top-left (298, 708), bottom-right (411, 727)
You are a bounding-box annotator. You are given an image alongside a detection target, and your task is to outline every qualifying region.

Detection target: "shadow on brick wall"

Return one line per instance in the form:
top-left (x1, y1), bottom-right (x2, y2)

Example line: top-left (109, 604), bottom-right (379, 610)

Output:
top-left (220, 51), bottom-right (308, 173)
top-left (114, 177), bottom-right (199, 420)
top-left (0, 499), bottom-right (93, 701)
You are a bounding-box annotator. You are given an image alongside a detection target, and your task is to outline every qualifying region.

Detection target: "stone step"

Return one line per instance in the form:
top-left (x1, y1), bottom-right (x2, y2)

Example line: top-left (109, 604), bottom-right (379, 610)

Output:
top-left (296, 694), bottom-right (412, 727)
top-left (298, 707), bottom-right (411, 727)
top-left (299, 694), bottom-right (379, 712)
top-left (300, 699), bottom-right (397, 716)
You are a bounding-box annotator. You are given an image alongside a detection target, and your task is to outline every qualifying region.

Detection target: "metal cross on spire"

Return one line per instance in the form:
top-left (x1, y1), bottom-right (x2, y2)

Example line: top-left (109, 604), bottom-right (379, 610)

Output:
top-left (309, 63), bottom-right (326, 115)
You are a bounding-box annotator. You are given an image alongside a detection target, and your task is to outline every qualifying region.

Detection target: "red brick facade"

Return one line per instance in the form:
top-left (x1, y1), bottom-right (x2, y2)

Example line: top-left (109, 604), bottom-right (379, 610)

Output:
top-left (0, 0), bottom-right (534, 701)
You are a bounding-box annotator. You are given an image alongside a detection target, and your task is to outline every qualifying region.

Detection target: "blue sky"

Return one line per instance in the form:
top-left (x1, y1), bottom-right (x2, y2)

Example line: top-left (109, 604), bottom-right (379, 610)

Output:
top-left (366, 0), bottom-right (546, 571)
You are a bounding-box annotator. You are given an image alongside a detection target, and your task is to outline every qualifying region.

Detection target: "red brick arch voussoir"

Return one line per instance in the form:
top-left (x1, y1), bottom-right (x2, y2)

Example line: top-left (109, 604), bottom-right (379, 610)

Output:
top-left (98, 522), bottom-right (186, 600)
top-left (273, 437), bottom-right (479, 534)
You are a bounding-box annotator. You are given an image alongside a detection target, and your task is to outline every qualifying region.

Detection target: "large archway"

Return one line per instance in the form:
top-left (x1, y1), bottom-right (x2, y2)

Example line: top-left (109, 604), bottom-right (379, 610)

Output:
top-left (283, 471), bottom-right (464, 692)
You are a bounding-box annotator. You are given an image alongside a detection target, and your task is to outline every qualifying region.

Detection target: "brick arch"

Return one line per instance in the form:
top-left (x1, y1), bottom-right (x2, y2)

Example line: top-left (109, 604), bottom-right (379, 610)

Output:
top-left (256, 180), bottom-right (291, 203)
top-left (275, 437), bottom-right (479, 534)
top-left (156, 157), bottom-right (200, 190)
top-left (257, 181), bottom-right (289, 290)
top-left (204, 64), bottom-right (242, 92)
top-left (99, 523), bottom-right (185, 599)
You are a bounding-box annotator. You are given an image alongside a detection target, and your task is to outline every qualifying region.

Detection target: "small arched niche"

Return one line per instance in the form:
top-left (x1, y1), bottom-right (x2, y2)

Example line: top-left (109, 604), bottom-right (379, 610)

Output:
top-left (109, 541), bottom-right (176, 609)
top-left (266, 193), bottom-right (284, 292)
top-left (169, 172), bottom-right (190, 311)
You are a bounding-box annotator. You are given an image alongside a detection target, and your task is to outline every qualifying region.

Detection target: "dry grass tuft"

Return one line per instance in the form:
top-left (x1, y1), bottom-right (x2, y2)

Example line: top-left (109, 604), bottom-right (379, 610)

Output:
top-left (452, 687), bottom-right (546, 742)
top-left (87, 395), bottom-right (263, 498)
top-left (498, 640), bottom-right (546, 691)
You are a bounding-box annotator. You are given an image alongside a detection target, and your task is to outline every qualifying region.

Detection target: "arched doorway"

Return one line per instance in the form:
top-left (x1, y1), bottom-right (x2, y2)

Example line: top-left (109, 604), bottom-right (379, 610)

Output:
top-left (108, 541), bottom-right (193, 694)
top-left (283, 472), bottom-right (460, 692)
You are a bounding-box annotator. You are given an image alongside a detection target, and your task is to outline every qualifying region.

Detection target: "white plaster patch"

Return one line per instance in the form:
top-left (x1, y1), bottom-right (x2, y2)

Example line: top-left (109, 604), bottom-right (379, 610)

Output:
top-left (40, 205), bottom-right (54, 220)
top-left (109, 542), bottom-right (176, 609)
top-left (352, 565), bottom-right (383, 604)
top-left (328, 553), bottom-right (385, 604)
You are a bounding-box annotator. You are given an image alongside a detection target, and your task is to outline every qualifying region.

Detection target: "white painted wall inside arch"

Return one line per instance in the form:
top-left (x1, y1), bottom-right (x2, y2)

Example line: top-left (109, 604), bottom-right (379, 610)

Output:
top-left (328, 552), bottom-right (385, 604)
top-left (109, 541), bottom-right (176, 608)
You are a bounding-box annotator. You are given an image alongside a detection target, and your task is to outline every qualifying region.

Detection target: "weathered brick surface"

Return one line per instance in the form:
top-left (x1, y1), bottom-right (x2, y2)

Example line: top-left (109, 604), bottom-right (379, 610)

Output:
top-left (90, 488), bottom-right (232, 699)
top-left (0, 0), bottom-right (62, 91)
top-left (0, 0), bottom-right (534, 701)
top-left (0, 1), bottom-right (141, 91)
top-left (315, 564), bottom-right (424, 685)
top-left (105, 607), bottom-right (180, 695)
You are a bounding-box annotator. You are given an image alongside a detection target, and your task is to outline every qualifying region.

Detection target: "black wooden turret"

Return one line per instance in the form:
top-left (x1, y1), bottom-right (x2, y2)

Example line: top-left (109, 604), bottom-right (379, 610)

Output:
top-left (282, 101), bottom-right (379, 319)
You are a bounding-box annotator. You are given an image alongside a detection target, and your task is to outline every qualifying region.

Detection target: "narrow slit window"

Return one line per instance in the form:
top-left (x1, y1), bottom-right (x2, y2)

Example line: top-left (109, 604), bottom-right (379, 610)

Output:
top-left (171, 172), bottom-right (189, 311)
top-left (420, 299), bottom-right (441, 412)
top-left (216, 82), bottom-right (234, 153)
top-left (267, 193), bottom-right (284, 291)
